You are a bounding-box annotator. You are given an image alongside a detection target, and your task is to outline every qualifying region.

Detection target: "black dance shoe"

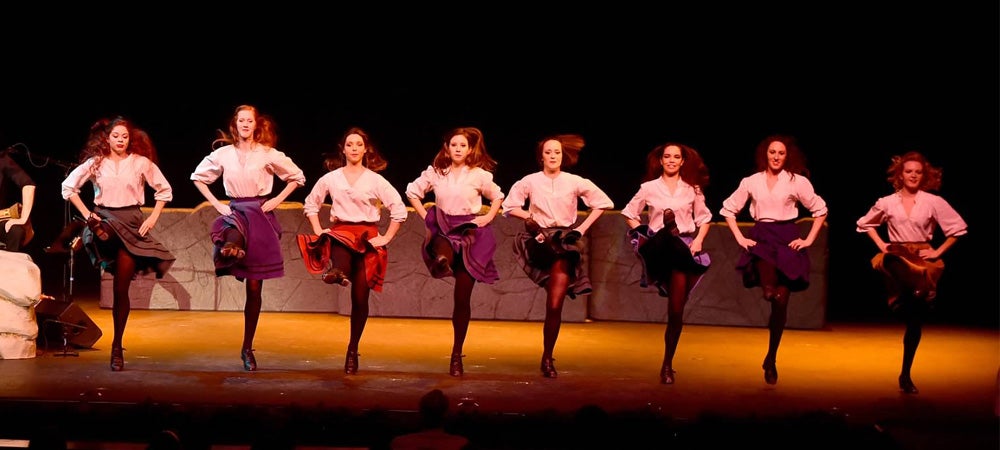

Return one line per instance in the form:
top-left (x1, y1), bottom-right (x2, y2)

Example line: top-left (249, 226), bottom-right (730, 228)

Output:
top-left (540, 356), bottom-right (558, 378)
top-left (662, 209), bottom-right (680, 236)
top-left (221, 242), bottom-right (246, 260)
top-left (432, 255), bottom-right (453, 278)
top-left (345, 351), bottom-right (359, 375)
top-left (110, 347), bottom-right (124, 372)
top-left (660, 365), bottom-right (675, 385)
top-left (899, 375), bottom-right (919, 394)
top-left (323, 267), bottom-right (349, 286)
top-left (762, 359), bottom-right (778, 385)
top-left (88, 216), bottom-right (110, 241)
top-left (450, 353), bottom-right (464, 377)
top-left (241, 348), bottom-right (257, 372)
top-left (525, 216), bottom-right (542, 236)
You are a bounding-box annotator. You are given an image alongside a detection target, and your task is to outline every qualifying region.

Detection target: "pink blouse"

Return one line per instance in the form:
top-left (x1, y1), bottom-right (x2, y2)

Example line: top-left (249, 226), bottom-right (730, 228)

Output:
top-left (501, 171), bottom-right (613, 228)
top-left (62, 154), bottom-right (172, 207)
top-left (190, 144), bottom-right (306, 198)
top-left (856, 190), bottom-right (968, 242)
top-left (405, 165), bottom-right (504, 216)
top-left (622, 177), bottom-right (711, 234)
top-left (304, 168), bottom-right (407, 224)
top-left (720, 170), bottom-right (828, 222)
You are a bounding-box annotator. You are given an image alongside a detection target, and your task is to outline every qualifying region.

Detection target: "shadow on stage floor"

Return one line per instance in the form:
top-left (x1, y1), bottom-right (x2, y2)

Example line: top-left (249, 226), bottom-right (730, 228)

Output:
top-left (0, 295), bottom-right (997, 449)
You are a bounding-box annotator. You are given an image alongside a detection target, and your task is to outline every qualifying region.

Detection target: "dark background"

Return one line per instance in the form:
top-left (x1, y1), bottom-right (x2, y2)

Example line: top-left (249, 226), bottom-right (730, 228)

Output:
top-left (1, 5), bottom-right (996, 327)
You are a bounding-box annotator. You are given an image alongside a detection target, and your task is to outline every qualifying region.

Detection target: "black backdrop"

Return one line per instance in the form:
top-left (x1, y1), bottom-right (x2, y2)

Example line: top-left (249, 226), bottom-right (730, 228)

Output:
top-left (1, 5), bottom-right (996, 326)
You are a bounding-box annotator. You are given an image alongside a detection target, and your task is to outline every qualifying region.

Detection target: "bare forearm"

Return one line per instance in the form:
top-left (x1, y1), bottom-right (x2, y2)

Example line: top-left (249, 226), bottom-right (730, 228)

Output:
top-left (194, 181), bottom-right (221, 206)
top-left (383, 221), bottom-right (402, 241)
top-left (19, 185), bottom-right (35, 219)
top-left (271, 183), bottom-right (300, 204)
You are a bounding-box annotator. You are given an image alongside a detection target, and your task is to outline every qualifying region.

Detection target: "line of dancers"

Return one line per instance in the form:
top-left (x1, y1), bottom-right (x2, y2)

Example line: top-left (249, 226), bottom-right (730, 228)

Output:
top-left (25, 105), bottom-right (965, 395)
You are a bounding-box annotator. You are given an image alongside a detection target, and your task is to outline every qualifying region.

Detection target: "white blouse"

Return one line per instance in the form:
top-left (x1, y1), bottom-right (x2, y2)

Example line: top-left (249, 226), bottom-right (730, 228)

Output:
top-left (405, 165), bottom-right (504, 216)
top-left (856, 190), bottom-right (968, 242)
top-left (61, 154), bottom-right (173, 207)
top-left (303, 168), bottom-right (408, 224)
top-left (719, 170), bottom-right (828, 222)
top-left (501, 171), bottom-right (613, 228)
top-left (622, 177), bottom-right (711, 234)
top-left (190, 144), bottom-right (306, 198)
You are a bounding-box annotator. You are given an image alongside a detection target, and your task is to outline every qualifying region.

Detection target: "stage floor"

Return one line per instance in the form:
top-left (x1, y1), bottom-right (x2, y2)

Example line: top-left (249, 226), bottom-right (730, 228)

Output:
top-left (0, 296), bottom-right (997, 449)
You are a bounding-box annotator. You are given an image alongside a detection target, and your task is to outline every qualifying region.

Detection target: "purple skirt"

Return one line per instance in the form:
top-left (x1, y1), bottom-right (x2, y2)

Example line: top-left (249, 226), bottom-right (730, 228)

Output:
top-left (736, 221), bottom-right (810, 292)
top-left (421, 205), bottom-right (499, 284)
top-left (210, 197), bottom-right (284, 281)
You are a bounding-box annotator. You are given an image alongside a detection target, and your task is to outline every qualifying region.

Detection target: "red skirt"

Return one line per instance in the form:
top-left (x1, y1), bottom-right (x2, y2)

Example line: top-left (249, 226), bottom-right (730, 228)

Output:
top-left (297, 222), bottom-right (389, 292)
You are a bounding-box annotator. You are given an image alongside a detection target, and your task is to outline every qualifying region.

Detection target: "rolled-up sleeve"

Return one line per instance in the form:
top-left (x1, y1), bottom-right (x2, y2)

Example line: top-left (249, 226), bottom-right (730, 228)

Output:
top-left (578, 177), bottom-right (613, 210)
top-left (855, 198), bottom-right (887, 233)
top-left (268, 150), bottom-right (306, 187)
top-left (145, 159), bottom-right (173, 202)
top-left (377, 177), bottom-right (408, 222)
top-left (719, 178), bottom-right (750, 219)
top-left (405, 166), bottom-right (434, 200)
top-left (501, 178), bottom-right (529, 217)
top-left (479, 171), bottom-right (504, 202)
top-left (795, 176), bottom-right (828, 217)
top-left (190, 150), bottom-right (223, 185)
top-left (61, 159), bottom-right (94, 199)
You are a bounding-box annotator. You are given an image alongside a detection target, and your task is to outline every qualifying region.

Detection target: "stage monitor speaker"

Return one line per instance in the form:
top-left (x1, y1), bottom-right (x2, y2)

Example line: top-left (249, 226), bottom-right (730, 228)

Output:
top-left (35, 300), bottom-right (103, 349)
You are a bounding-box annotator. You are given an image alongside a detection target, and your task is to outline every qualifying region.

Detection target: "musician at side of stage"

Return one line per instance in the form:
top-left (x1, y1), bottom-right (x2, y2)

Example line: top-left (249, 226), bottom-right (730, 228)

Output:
top-left (0, 147), bottom-right (36, 252)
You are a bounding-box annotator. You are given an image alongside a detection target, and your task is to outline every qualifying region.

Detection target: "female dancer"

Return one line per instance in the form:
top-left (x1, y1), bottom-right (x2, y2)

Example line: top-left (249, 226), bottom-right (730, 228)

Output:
top-left (61, 116), bottom-right (175, 371)
top-left (405, 127), bottom-right (504, 376)
top-left (299, 127), bottom-right (407, 374)
top-left (501, 134), bottom-right (613, 378)
top-left (856, 151), bottom-right (967, 394)
top-left (191, 105), bottom-right (306, 371)
top-left (621, 142), bottom-right (711, 384)
top-left (719, 134), bottom-right (827, 385)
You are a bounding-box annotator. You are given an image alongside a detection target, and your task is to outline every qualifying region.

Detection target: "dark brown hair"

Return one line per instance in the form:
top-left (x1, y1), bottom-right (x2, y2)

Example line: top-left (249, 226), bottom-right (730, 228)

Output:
top-left (644, 142), bottom-right (710, 188)
top-left (323, 127), bottom-right (388, 172)
top-left (754, 134), bottom-right (809, 178)
top-left (79, 116), bottom-right (158, 172)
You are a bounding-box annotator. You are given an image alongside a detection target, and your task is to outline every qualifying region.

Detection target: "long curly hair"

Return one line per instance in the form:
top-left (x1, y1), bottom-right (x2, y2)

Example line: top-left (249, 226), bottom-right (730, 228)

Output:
top-left (754, 134), bottom-right (809, 179)
top-left (431, 127), bottom-right (497, 175)
top-left (79, 116), bottom-right (158, 173)
top-left (887, 151), bottom-right (942, 192)
top-left (534, 134), bottom-right (584, 169)
top-left (644, 142), bottom-right (710, 188)
top-left (323, 126), bottom-right (388, 172)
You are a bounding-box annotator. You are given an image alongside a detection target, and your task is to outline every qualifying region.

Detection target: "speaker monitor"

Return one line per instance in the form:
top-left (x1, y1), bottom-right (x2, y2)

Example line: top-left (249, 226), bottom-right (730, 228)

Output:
top-left (34, 300), bottom-right (103, 349)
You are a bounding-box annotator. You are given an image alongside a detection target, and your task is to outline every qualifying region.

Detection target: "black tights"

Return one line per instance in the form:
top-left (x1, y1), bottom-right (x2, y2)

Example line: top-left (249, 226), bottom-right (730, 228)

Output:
top-left (430, 236), bottom-right (475, 355)
top-left (662, 271), bottom-right (699, 369)
top-left (542, 259), bottom-right (571, 360)
top-left (755, 258), bottom-right (790, 365)
top-left (242, 280), bottom-right (263, 351)
top-left (330, 244), bottom-right (372, 353)
top-left (898, 295), bottom-right (928, 379)
top-left (111, 246), bottom-right (137, 349)
top-left (222, 228), bottom-right (263, 352)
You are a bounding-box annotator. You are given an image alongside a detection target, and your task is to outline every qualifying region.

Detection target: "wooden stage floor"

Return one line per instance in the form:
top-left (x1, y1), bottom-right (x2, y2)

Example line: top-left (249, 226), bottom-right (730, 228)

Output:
top-left (0, 296), bottom-right (996, 449)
